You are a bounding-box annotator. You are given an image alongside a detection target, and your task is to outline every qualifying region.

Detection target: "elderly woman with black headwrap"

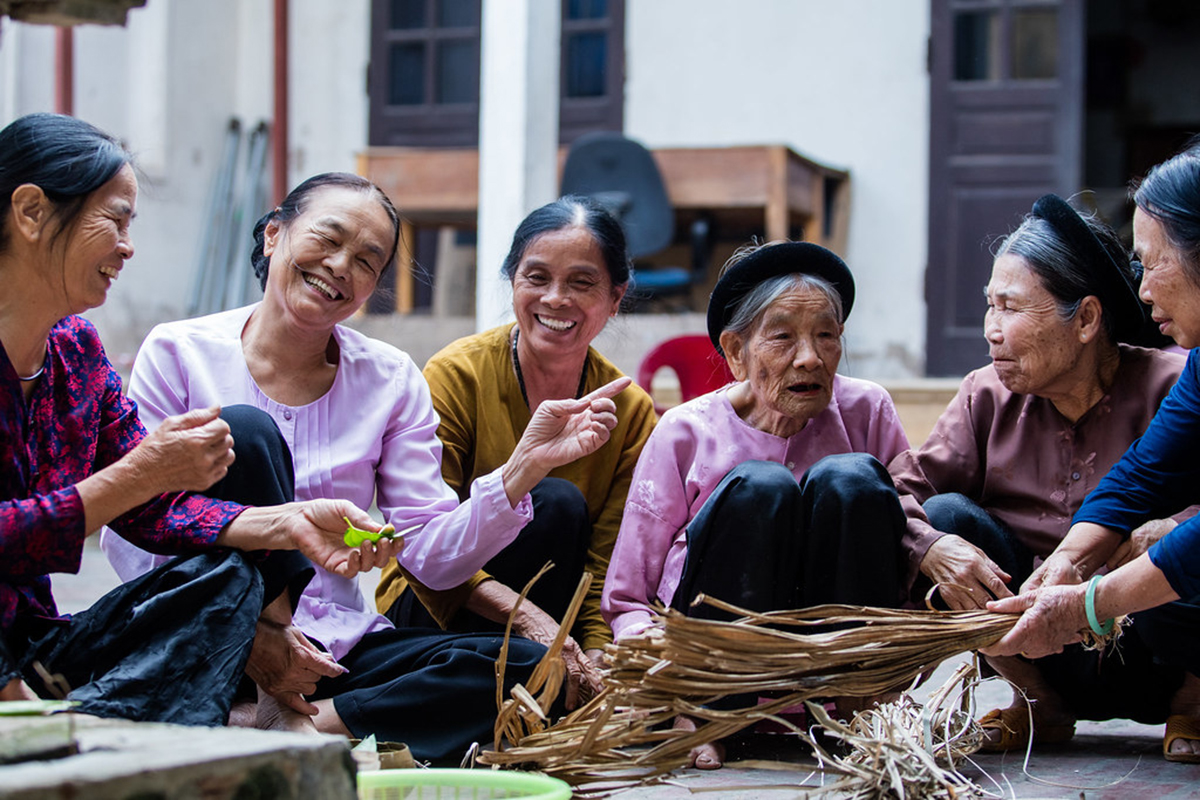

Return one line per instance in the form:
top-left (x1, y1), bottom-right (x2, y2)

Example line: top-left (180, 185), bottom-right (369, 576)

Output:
top-left (986, 145), bottom-right (1200, 763)
top-left (889, 194), bottom-right (1195, 756)
top-left (602, 241), bottom-right (912, 768)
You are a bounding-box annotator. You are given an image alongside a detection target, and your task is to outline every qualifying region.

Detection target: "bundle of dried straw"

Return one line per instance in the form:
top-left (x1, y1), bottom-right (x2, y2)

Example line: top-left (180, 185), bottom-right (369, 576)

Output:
top-left (481, 579), bottom-right (1120, 793)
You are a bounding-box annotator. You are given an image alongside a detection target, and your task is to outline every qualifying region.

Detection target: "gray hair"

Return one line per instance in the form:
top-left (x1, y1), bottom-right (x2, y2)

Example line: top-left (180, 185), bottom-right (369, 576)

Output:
top-left (723, 272), bottom-right (844, 343)
top-left (993, 212), bottom-right (1132, 343)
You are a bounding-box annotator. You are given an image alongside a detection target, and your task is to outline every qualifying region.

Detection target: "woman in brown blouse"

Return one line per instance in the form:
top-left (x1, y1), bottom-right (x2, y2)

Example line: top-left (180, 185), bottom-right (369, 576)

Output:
top-left (888, 194), bottom-right (1194, 751)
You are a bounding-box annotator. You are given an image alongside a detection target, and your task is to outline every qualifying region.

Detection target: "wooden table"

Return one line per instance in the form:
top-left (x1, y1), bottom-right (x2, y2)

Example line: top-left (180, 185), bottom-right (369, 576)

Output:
top-left (359, 144), bottom-right (850, 313)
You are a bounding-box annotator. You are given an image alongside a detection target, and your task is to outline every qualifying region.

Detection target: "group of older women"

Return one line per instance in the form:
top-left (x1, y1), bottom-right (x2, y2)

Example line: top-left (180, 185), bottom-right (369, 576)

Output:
top-left (5, 109), bottom-right (1200, 770)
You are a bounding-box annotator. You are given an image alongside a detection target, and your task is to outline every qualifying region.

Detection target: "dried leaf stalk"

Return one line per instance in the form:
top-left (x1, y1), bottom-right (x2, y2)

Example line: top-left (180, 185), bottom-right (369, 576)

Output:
top-left (483, 594), bottom-right (1116, 792)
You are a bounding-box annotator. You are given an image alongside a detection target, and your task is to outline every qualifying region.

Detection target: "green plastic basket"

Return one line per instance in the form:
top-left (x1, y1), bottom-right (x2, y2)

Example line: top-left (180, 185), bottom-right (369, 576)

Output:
top-left (357, 768), bottom-right (572, 800)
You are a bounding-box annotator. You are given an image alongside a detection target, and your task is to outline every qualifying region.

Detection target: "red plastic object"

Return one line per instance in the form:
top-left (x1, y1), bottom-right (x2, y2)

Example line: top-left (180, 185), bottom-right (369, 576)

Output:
top-left (636, 334), bottom-right (736, 415)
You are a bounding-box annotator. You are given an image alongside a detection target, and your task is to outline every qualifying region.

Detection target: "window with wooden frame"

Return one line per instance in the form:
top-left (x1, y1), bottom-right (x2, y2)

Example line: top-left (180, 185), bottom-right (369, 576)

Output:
top-left (368, 0), bottom-right (624, 147)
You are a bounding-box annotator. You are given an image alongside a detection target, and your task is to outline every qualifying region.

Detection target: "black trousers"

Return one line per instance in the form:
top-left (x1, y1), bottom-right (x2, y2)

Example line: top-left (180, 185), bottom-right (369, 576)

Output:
top-left (2, 406), bottom-right (314, 726)
top-left (221, 406), bottom-right (549, 763)
top-left (386, 476), bottom-right (591, 634)
top-left (925, 492), bottom-right (1196, 724)
top-left (672, 454), bottom-right (907, 619)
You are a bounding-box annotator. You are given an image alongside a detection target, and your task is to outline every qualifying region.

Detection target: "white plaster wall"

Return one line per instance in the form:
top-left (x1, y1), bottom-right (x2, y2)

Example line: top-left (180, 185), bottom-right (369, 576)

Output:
top-left (0, 1), bottom-right (371, 365)
top-left (287, 0), bottom-right (371, 182)
top-left (625, 0), bottom-right (931, 378)
top-left (2, 1), bottom-right (929, 378)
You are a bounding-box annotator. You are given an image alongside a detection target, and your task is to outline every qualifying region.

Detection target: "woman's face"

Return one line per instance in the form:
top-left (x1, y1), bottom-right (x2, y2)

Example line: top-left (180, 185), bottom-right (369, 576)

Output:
top-left (984, 253), bottom-right (1089, 397)
top-left (1135, 206), bottom-right (1200, 349)
top-left (722, 283), bottom-right (843, 436)
top-left (52, 164), bottom-right (137, 315)
top-left (510, 225), bottom-right (625, 361)
top-left (262, 185), bottom-right (394, 329)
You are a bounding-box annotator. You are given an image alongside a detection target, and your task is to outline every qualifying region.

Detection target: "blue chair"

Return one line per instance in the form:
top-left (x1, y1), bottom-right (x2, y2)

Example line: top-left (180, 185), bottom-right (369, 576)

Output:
top-left (560, 132), bottom-right (711, 307)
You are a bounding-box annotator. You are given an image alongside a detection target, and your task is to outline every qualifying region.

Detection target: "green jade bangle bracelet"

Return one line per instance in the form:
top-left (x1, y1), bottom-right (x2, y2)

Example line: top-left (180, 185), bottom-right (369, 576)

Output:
top-left (1085, 574), bottom-right (1115, 637)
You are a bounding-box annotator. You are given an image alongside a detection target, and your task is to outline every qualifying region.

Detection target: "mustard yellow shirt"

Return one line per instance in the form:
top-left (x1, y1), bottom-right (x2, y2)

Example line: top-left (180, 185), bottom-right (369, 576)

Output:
top-left (376, 323), bottom-right (657, 651)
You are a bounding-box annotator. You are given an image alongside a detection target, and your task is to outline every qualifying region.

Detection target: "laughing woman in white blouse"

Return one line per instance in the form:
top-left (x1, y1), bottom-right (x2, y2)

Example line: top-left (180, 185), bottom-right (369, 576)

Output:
top-left (102, 172), bottom-right (628, 762)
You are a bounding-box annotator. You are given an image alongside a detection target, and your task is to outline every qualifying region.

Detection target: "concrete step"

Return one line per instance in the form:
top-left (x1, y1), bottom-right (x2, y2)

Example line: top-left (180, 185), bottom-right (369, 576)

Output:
top-left (0, 716), bottom-right (356, 800)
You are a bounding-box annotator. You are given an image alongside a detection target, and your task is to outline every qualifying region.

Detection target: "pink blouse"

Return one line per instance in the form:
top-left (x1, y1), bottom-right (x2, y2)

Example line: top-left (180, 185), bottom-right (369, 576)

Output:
top-left (602, 376), bottom-right (910, 641)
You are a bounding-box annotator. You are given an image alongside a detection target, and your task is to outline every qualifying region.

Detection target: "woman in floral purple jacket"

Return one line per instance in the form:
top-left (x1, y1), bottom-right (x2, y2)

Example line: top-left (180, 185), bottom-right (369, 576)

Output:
top-left (0, 113), bottom-right (397, 727)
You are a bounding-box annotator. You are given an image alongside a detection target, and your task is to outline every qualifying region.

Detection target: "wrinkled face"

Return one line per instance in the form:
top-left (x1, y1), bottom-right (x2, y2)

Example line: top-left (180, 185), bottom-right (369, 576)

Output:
top-left (984, 253), bottom-right (1086, 397)
top-left (262, 185), bottom-right (393, 328)
top-left (510, 225), bottom-right (625, 360)
top-left (724, 284), bottom-right (843, 430)
top-left (1135, 207), bottom-right (1200, 350)
top-left (53, 164), bottom-right (137, 315)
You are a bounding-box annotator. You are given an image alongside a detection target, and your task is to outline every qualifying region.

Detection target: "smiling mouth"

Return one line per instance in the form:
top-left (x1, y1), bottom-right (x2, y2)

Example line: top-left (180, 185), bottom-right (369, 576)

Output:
top-left (302, 272), bottom-right (343, 300)
top-left (536, 314), bottom-right (576, 332)
top-left (99, 265), bottom-right (120, 280)
top-left (788, 382), bottom-right (823, 394)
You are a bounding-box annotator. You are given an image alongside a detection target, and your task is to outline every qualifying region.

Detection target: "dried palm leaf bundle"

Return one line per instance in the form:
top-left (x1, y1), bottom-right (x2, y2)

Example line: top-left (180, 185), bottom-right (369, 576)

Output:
top-left (482, 593), bottom-right (1120, 792)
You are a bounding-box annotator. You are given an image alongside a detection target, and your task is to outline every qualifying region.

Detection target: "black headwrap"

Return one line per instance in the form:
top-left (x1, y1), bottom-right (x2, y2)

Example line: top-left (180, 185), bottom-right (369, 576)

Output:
top-left (706, 241), bottom-right (855, 354)
top-left (1030, 194), bottom-right (1146, 343)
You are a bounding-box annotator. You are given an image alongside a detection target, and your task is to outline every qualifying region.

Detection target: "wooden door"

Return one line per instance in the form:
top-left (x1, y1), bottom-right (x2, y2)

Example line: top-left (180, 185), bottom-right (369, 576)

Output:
top-left (926, 0), bottom-right (1084, 376)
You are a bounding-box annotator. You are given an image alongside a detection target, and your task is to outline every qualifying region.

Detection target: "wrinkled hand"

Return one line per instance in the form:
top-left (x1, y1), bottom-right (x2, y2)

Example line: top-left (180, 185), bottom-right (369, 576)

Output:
top-left (245, 620), bottom-right (346, 715)
top-left (1107, 518), bottom-right (1176, 571)
top-left (281, 499), bottom-right (404, 578)
top-left (516, 377), bottom-right (631, 473)
top-left (127, 406), bottom-right (234, 495)
top-left (0, 678), bottom-right (36, 702)
top-left (920, 534), bottom-right (1012, 610)
top-left (1021, 551), bottom-right (1085, 594)
top-left (983, 584), bottom-right (1088, 658)
top-left (514, 603), bottom-right (604, 710)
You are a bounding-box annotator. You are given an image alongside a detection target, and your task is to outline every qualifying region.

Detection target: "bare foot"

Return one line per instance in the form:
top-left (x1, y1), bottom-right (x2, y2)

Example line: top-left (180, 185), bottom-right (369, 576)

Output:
top-left (673, 714), bottom-right (725, 770)
top-left (256, 691), bottom-right (318, 734)
top-left (228, 700), bottom-right (257, 728)
top-left (1167, 672), bottom-right (1200, 759)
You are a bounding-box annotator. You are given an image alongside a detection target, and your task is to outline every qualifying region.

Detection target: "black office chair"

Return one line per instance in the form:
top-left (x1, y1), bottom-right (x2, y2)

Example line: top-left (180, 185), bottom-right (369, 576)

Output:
top-left (560, 132), bottom-right (711, 308)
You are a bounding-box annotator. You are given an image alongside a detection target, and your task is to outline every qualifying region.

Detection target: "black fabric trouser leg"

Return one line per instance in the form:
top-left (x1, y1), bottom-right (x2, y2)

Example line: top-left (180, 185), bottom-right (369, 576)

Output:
top-left (921, 492), bottom-right (1036, 598)
top-left (11, 405), bottom-right (312, 725)
top-left (672, 454), bottom-right (906, 619)
top-left (208, 404), bottom-right (312, 608)
top-left (312, 628), bottom-right (548, 763)
top-left (17, 550), bottom-right (263, 726)
top-left (387, 477), bottom-right (591, 632)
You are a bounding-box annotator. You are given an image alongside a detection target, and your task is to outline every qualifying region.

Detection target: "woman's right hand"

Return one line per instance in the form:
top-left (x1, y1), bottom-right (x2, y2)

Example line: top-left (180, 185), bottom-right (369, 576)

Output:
top-left (920, 534), bottom-right (1012, 610)
top-left (245, 619), bottom-right (346, 715)
top-left (126, 405), bottom-right (235, 495)
top-left (513, 603), bottom-right (604, 710)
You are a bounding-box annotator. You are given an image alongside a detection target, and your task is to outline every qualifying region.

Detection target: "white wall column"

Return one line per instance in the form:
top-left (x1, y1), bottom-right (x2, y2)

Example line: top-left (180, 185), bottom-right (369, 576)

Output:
top-left (475, 0), bottom-right (560, 331)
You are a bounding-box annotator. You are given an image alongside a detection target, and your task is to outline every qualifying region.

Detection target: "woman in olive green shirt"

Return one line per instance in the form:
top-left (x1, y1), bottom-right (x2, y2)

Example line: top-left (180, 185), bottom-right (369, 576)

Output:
top-left (377, 197), bottom-right (657, 707)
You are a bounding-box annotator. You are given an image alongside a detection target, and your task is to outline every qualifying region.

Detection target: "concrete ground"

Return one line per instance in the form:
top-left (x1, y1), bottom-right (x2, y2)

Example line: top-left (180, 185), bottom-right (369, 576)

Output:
top-left (50, 539), bottom-right (1198, 799)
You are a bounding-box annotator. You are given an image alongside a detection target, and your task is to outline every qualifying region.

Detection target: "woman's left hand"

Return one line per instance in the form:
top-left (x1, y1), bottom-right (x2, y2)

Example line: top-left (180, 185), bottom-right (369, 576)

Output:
top-left (226, 500), bottom-right (403, 578)
top-left (503, 377), bottom-right (631, 504)
top-left (524, 377), bottom-right (630, 466)
top-left (982, 583), bottom-right (1088, 658)
top-left (1107, 518), bottom-right (1177, 570)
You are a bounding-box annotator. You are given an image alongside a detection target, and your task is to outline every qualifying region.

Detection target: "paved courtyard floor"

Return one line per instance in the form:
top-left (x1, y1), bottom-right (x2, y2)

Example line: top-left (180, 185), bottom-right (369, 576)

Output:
top-left (49, 539), bottom-right (1199, 799)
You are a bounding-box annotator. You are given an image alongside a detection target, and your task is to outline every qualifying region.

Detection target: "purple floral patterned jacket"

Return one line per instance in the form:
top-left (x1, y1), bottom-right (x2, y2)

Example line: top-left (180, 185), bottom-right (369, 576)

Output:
top-left (0, 316), bottom-right (241, 631)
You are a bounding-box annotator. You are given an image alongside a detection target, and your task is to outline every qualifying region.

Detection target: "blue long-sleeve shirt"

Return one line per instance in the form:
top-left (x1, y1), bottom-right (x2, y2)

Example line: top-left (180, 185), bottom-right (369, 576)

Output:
top-left (1075, 349), bottom-right (1200, 600)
